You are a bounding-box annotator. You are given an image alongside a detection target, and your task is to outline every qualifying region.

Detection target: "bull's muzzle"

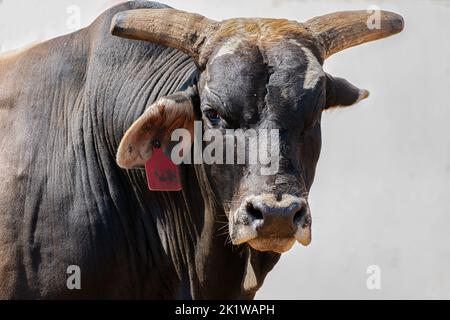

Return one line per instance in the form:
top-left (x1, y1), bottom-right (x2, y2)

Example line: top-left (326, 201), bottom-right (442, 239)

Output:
top-left (230, 193), bottom-right (312, 253)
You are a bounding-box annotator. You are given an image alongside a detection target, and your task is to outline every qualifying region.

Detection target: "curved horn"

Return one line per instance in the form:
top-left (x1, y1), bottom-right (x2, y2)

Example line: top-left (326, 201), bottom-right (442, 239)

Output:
top-left (305, 10), bottom-right (404, 59)
top-left (111, 8), bottom-right (219, 64)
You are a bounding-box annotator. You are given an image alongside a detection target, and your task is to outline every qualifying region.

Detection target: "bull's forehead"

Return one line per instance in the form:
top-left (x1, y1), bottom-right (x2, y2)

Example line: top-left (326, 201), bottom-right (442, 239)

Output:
top-left (209, 18), bottom-right (319, 49)
top-left (202, 21), bottom-right (325, 128)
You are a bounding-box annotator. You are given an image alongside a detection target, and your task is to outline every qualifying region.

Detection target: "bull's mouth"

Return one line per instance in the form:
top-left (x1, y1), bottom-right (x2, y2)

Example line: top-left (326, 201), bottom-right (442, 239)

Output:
top-left (248, 237), bottom-right (296, 253)
top-left (231, 226), bottom-right (312, 253)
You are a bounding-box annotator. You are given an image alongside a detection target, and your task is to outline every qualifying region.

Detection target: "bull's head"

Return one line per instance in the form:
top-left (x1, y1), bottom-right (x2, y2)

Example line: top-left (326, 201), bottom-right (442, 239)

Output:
top-left (112, 8), bottom-right (403, 253)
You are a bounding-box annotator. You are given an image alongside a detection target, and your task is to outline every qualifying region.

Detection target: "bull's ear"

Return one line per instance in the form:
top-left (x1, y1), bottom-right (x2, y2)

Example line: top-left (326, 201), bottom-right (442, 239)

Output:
top-left (116, 92), bottom-right (195, 169)
top-left (325, 73), bottom-right (369, 109)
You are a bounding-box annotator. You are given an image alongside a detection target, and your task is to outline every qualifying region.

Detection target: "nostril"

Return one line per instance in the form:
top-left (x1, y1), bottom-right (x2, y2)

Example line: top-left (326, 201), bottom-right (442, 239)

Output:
top-left (293, 206), bottom-right (308, 225)
top-left (246, 202), bottom-right (263, 220)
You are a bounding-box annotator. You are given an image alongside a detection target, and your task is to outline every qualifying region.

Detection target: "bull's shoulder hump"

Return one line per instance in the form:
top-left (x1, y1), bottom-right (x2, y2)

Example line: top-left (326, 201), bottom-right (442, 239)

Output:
top-left (0, 1), bottom-right (169, 63)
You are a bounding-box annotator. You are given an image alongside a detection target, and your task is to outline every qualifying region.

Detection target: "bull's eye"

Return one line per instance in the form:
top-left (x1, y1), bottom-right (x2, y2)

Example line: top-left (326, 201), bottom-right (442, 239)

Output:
top-left (204, 109), bottom-right (222, 125)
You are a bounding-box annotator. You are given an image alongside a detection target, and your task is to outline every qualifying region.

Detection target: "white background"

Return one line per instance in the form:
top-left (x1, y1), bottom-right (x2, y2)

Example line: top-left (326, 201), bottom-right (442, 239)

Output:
top-left (1, 0), bottom-right (449, 299)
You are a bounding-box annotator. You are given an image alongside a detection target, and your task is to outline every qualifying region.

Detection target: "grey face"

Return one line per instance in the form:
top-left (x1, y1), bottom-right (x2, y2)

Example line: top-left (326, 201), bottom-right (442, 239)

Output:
top-left (198, 37), bottom-right (325, 252)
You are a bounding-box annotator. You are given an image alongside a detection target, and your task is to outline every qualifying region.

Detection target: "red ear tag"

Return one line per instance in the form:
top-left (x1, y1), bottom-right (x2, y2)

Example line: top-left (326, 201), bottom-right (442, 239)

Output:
top-left (145, 143), bottom-right (182, 191)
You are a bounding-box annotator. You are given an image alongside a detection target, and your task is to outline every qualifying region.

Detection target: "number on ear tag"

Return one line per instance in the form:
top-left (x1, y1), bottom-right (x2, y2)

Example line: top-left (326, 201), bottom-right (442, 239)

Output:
top-left (145, 146), bottom-right (182, 191)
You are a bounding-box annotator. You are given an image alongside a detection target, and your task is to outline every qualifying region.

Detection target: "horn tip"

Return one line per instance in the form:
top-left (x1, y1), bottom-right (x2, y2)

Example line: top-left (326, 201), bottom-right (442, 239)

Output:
top-left (110, 12), bottom-right (128, 36)
top-left (383, 11), bottom-right (405, 34)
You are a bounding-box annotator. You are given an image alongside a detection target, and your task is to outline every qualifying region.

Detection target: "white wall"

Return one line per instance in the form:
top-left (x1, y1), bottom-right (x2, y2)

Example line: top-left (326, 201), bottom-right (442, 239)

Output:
top-left (1, 0), bottom-right (449, 299)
